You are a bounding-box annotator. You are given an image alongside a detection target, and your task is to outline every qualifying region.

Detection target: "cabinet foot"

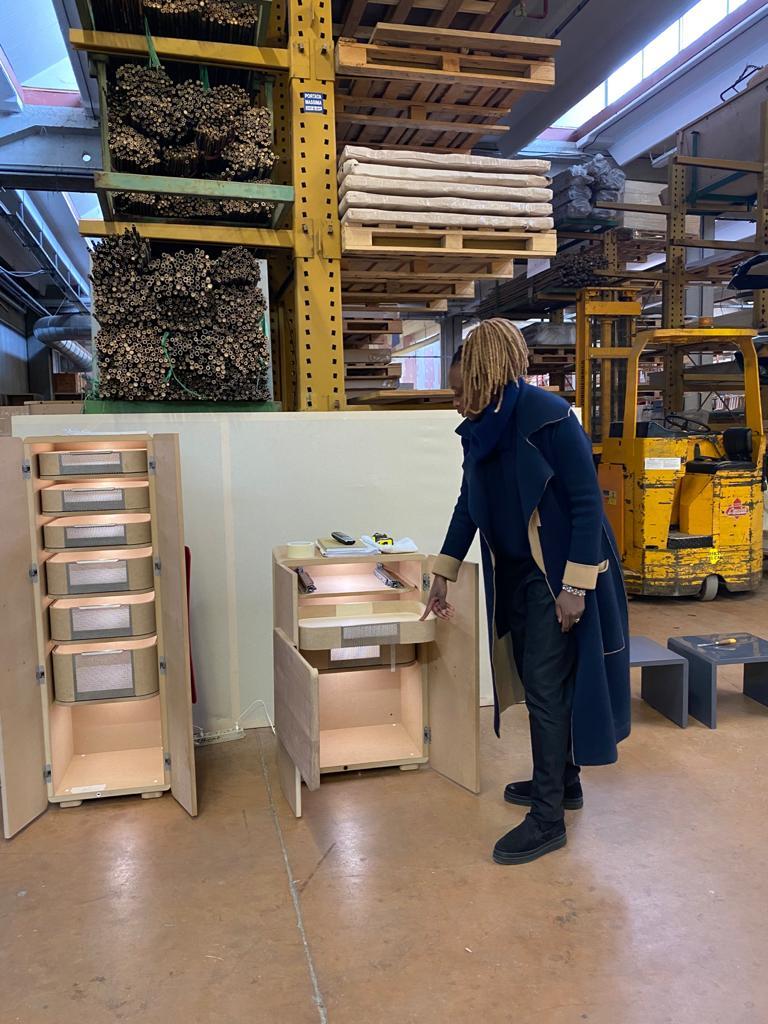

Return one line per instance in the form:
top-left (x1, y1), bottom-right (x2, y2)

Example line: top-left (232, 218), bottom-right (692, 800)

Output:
top-left (60, 800), bottom-right (82, 808)
top-left (141, 791), bottom-right (164, 800)
top-left (399, 764), bottom-right (419, 772)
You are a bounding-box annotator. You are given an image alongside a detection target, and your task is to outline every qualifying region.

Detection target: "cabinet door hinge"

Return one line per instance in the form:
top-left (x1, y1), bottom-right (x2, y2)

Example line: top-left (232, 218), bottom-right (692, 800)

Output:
top-left (21, 460), bottom-right (31, 479)
top-left (164, 753), bottom-right (172, 770)
top-left (35, 666), bottom-right (46, 685)
top-left (158, 657), bottom-right (167, 675)
top-left (43, 764), bottom-right (52, 783)
top-left (28, 563), bottom-right (39, 583)
top-left (422, 573), bottom-right (430, 592)
top-left (153, 558), bottom-right (162, 576)
top-left (147, 457), bottom-right (156, 475)
top-left (423, 726), bottom-right (432, 744)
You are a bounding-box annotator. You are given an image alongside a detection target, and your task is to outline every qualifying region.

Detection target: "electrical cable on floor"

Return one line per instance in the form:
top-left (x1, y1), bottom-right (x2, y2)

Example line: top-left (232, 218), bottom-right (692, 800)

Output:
top-left (193, 699), bottom-right (275, 745)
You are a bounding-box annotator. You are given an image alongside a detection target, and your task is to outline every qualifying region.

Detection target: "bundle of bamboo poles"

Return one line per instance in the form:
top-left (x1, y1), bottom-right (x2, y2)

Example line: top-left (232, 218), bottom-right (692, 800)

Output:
top-left (91, 228), bottom-right (271, 401)
top-left (108, 64), bottom-right (276, 191)
top-left (477, 252), bottom-right (610, 317)
top-left (90, 0), bottom-right (265, 44)
top-left (113, 190), bottom-right (275, 221)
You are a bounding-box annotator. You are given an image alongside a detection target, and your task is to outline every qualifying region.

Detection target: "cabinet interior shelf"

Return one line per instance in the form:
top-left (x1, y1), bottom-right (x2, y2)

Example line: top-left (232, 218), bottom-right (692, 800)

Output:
top-left (299, 569), bottom-right (415, 599)
top-left (320, 723), bottom-right (425, 772)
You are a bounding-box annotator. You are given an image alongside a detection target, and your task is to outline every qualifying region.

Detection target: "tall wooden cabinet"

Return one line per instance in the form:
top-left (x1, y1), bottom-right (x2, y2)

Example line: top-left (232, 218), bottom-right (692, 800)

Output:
top-left (272, 547), bottom-right (480, 817)
top-left (0, 434), bottom-right (197, 839)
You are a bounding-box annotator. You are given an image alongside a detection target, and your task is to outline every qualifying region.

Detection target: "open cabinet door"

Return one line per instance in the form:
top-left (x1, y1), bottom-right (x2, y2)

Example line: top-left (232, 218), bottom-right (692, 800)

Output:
top-left (274, 628), bottom-right (319, 816)
top-left (151, 434), bottom-right (197, 817)
top-left (425, 558), bottom-right (480, 794)
top-left (0, 438), bottom-right (48, 837)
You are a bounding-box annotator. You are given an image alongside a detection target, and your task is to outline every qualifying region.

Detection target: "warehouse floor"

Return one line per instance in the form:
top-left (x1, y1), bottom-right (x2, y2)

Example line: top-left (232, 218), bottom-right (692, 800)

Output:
top-left (3, 585), bottom-right (768, 1024)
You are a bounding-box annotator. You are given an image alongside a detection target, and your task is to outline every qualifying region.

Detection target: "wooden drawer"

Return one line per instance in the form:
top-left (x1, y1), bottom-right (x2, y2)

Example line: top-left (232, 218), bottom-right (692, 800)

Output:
top-left (45, 547), bottom-right (154, 596)
top-left (44, 513), bottom-right (152, 551)
top-left (38, 448), bottom-right (148, 478)
top-left (41, 480), bottom-right (150, 514)
top-left (297, 600), bottom-right (435, 650)
top-left (52, 636), bottom-right (159, 703)
top-left (50, 593), bottom-right (156, 642)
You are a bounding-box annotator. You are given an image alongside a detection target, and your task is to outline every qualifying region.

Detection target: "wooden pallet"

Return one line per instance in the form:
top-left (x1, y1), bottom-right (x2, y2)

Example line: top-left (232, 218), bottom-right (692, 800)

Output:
top-left (334, 0), bottom-right (515, 41)
top-left (343, 280), bottom-right (475, 299)
top-left (344, 347), bottom-right (393, 364)
top-left (342, 255), bottom-right (517, 281)
top-left (344, 296), bottom-right (449, 313)
top-left (346, 388), bottom-right (454, 409)
top-left (342, 223), bottom-right (558, 259)
top-left (336, 37), bottom-right (556, 90)
top-left (344, 318), bottom-right (404, 333)
top-left (336, 29), bottom-right (557, 150)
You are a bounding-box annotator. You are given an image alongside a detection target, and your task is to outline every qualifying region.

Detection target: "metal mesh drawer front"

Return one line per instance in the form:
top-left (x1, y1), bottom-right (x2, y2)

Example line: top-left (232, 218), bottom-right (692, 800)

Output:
top-left (67, 560), bottom-right (129, 594)
top-left (341, 623), bottom-right (401, 646)
top-left (70, 605), bottom-right (132, 640)
top-left (64, 524), bottom-right (128, 548)
top-left (59, 451), bottom-right (123, 475)
top-left (74, 650), bottom-right (135, 700)
top-left (62, 488), bottom-right (126, 511)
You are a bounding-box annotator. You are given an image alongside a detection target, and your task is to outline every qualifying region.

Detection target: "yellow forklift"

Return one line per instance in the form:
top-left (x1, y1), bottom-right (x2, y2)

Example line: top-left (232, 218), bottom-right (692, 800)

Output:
top-left (597, 329), bottom-right (766, 599)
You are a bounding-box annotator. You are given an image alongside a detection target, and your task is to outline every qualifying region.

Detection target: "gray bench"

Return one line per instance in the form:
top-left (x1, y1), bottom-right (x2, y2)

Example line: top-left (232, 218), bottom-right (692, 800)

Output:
top-left (630, 636), bottom-right (689, 728)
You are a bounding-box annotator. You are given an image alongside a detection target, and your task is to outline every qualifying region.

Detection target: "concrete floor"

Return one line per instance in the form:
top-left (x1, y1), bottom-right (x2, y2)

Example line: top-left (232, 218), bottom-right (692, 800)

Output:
top-left (3, 585), bottom-right (768, 1024)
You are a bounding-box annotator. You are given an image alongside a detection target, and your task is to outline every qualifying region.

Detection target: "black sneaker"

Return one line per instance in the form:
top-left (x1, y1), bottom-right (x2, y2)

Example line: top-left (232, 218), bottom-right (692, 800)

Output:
top-left (493, 815), bottom-right (567, 865)
top-left (504, 779), bottom-right (584, 810)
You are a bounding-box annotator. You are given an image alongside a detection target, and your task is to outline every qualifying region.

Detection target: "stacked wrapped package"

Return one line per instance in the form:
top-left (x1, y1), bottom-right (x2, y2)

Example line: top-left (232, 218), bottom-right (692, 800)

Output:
top-left (552, 154), bottom-right (626, 227)
top-left (338, 146), bottom-right (553, 231)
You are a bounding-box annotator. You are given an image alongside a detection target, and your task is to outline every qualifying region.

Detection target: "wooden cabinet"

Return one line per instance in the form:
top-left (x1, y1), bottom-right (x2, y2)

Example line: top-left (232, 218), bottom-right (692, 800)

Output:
top-left (272, 548), bottom-right (480, 816)
top-left (0, 434), bottom-right (197, 839)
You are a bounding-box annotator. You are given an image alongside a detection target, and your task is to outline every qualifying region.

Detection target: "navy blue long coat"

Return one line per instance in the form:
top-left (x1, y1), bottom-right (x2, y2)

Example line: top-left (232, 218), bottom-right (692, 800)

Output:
top-left (433, 381), bottom-right (631, 766)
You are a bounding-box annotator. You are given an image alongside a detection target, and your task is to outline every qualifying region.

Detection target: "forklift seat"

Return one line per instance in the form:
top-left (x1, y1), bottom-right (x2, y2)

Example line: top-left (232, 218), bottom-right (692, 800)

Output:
top-left (685, 427), bottom-right (754, 474)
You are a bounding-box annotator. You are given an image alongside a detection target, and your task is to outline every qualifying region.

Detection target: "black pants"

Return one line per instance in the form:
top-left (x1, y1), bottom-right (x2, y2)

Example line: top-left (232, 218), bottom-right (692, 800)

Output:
top-left (496, 558), bottom-right (579, 825)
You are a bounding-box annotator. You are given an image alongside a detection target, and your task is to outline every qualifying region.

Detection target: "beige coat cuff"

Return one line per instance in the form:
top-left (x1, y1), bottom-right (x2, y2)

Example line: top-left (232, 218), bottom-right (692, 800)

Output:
top-left (562, 560), bottom-right (600, 590)
top-left (432, 554), bottom-right (462, 583)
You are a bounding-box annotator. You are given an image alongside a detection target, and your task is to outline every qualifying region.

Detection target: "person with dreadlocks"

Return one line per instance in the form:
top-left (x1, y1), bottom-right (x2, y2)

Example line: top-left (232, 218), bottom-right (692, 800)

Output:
top-left (424, 318), bottom-right (630, 865)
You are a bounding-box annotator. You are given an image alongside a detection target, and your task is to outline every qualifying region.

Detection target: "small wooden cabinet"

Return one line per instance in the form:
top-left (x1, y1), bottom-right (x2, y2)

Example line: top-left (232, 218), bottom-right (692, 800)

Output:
top-left (0, 434), bottom-right (197, 839)
top-left (272, 547), bottom-right (480, 816)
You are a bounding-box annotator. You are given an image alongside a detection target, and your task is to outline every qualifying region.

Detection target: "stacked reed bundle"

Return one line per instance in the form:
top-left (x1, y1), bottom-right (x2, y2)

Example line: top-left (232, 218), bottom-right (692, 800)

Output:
top-left (90, 0), bottom-right (265, 44)
top-left (91, 228), bottom-right (271, 401)
top-left (107, 64), bottom-right (276, 218)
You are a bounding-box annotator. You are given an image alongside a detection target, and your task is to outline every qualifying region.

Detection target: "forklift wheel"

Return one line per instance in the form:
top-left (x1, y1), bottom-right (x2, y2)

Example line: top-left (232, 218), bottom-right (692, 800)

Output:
top-left (699, 575), bottom-right (719, 602)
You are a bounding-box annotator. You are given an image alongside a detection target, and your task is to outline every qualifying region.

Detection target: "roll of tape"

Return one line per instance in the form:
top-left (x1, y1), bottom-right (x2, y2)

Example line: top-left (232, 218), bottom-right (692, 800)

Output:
top-left (287, 541), bottom-right (316, 558)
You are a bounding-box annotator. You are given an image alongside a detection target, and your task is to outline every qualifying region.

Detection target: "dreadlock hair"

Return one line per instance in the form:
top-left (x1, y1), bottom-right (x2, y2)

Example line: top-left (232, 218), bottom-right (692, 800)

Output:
top-left (460, 318), bottom-right (529, 416)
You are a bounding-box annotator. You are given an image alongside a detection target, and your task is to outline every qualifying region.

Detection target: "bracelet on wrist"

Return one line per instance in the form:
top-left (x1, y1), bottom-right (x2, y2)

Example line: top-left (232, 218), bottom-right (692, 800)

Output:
top-left (562, 583), bottom-right (586, 598)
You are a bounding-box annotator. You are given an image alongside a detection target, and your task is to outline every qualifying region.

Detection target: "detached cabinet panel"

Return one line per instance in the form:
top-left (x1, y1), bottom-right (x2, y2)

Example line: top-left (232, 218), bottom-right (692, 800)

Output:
top-left (272, 547), bottom-right (479, 817)
top-left (0, 434), bottom-right (197, 837)
top-left (0, 439), bottom-right (48, 839)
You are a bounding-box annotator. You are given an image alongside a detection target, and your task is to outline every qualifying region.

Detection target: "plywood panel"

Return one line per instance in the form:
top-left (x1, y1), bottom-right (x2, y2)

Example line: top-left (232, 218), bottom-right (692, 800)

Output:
top-left (425, 558), bottom-right (480, 793)
top-left (274, 628), bottom-right (320, 790)
top-left (276, 737), bottom-right (301, 817)
top-left (0, 437), bottom-right (48, 838)
top-left (151, 434), bottom-right (197, 816)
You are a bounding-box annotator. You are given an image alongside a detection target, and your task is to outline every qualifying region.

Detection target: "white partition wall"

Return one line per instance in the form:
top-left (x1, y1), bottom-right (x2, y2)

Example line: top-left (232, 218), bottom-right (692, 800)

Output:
top-left (16, 413), bottom-right (491, 735)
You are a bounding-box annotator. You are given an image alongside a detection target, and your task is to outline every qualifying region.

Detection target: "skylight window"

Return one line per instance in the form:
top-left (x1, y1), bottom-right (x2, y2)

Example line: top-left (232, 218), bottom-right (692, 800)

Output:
top-left (552, 0), bottom-right (751, 130)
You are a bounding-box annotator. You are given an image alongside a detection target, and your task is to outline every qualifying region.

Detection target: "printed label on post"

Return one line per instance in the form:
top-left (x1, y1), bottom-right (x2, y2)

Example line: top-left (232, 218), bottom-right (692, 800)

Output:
top-left (644, 457), bottom-right (681, 471)
top-left (301, 91), bottom-right (327, 114)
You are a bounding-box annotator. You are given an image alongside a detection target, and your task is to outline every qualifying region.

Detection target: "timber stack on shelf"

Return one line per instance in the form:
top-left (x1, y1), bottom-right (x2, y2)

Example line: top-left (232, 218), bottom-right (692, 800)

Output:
top-left (0, 433), bottom-right (197, 839)
top-left (69, 0), bottom-right (343, 411)
top-left (330, 24), bottom-right (560, 404)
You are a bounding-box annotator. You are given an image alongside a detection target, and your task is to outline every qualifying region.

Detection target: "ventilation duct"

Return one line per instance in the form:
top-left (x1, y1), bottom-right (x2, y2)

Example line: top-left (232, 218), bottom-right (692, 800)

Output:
top-left (33, 314), bottom-right (92, 371)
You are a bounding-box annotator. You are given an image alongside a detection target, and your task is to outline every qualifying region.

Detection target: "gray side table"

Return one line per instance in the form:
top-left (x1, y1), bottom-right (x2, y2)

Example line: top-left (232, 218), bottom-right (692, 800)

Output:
top-left (630, 637), bottom-right (689, 728)
top-left (667, 634), bottom-right (768, 729)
